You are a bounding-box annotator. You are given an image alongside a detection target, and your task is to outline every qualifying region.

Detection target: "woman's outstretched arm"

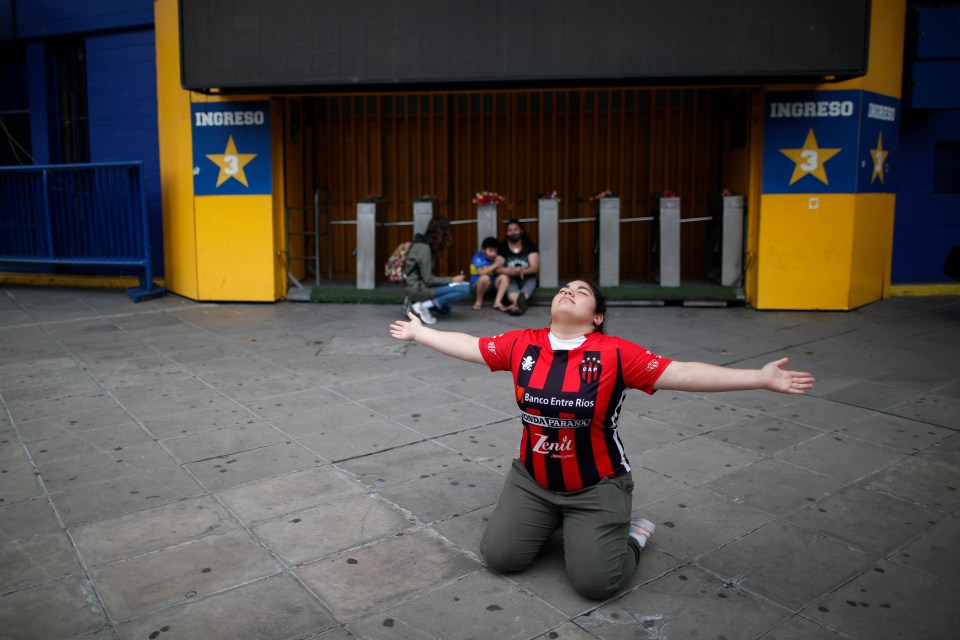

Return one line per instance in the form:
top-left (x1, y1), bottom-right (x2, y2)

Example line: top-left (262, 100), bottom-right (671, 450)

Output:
top-left (653, 357), bottom-right (814, 395)
top-left (389, 313), bottom-right (486, 364)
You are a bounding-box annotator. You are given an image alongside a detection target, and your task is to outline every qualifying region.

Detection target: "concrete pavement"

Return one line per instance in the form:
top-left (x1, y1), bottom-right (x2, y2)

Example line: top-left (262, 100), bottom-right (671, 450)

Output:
top-left (1, 284), bottom-right (958, 639)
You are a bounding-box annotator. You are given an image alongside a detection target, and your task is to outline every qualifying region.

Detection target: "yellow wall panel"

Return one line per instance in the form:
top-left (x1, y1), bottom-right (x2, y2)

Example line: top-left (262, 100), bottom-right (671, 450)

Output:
top-left (849, 193), bottom-right (896, 307)
top-left (756, 194), bottom-right (856, 310)
top-left (154, 0), bottom-right (199, 299)
top-left (195, 196), bottom-right (277, 301)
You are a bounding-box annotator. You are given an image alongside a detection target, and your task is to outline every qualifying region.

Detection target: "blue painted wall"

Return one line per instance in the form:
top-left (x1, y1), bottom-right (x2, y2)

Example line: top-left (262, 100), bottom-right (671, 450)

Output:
top-left (893, 109), bottom-right (960, 283)
top-left (86, 29), bottom-right (163, 275)
top-left (10, 0), bottom-right (163, 275)
top-left (15, 0), bottom-right (153, 38)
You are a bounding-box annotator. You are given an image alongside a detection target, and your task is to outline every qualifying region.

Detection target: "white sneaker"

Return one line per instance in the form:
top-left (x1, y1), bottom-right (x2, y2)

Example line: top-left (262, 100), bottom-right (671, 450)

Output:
top-left (411, 301), bottom-right (437, 325)
top-left (628, 517), bottom-right (655, 548)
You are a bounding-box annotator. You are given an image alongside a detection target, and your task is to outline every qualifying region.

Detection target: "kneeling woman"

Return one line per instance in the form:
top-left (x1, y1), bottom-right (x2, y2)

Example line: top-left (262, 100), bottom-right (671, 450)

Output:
top-left (390, 280), bottom-right (814, 599)
top-left (403, 217), bottom-right (471, 325)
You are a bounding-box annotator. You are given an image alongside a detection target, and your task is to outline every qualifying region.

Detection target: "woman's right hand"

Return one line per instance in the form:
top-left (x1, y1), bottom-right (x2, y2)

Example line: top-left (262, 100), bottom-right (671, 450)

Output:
top-left (389, 312), bottom-right (422, 341)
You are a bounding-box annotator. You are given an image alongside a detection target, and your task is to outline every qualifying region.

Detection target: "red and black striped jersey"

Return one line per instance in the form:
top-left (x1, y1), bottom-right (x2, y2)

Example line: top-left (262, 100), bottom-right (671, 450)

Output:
top-left (480, 328), bottom-right (671, 492)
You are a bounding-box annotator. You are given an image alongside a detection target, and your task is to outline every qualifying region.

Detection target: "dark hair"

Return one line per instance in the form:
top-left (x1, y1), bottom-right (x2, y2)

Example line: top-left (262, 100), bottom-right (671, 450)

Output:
top-left (563, 279), bottom-right (607, 334)
top-left (481, 236), bottom-right (499, 250)
top-left (424, 217), bottom-right (453, 253)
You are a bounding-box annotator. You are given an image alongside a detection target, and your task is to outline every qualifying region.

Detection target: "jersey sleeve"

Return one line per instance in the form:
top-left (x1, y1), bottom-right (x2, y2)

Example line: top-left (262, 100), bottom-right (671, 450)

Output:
top-left (619, 339), bottom-right (672, 394)
top-left (479, 330), bottom-right (521, 372)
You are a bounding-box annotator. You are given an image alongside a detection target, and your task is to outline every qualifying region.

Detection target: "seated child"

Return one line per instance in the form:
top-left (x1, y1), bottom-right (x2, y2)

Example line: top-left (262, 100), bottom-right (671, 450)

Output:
top-left (469, 237), bottom-right (504, 310)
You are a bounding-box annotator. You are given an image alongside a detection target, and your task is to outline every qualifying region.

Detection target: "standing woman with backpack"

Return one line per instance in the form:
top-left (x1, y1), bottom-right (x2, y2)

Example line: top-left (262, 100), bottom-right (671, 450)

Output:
top-left (403, 217), bottom-right (471, 325)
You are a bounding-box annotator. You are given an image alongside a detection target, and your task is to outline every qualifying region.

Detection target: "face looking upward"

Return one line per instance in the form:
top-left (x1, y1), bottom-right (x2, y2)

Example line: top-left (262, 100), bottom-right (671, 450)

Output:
top-left (551, 280), bottom-right (604, 331)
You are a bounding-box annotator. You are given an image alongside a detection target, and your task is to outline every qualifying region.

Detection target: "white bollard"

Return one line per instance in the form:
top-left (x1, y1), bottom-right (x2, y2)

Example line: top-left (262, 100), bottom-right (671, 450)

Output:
top-left (722, 195), bottom-right (744, 288)
top-left (356, 202), bottom-right (377, 289)
top-left (659, 197), bottom-right (680, 287)
top-left (598, 197), bottom-right (620, 288)
top-left (413, 200), bottom-right (433, 237)
top-left (538, 198), bottom-right (559, 288)
top-left (476, 203), bottom-right (498, 248)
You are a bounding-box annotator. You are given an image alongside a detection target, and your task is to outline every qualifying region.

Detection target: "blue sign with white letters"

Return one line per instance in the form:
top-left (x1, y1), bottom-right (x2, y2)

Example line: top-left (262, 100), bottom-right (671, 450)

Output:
top-left (192, 101), bottom-right (271, 196)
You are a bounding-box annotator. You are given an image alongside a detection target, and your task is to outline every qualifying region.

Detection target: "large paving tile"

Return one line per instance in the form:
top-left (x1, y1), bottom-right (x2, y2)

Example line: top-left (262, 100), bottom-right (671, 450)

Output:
top-left (218, 465), bottom-right (366, 524)
top-left (802, 560), bottom-right (960, 639)
top-left (90, 529), bottom-right (281, 621)
top-left (775, 433), bottom-right (905, 482)
top-left (0, 575), bottom-right (106, 639)
top-left (50, 466), bottom-right (204, 526)
top-left (432, 418), bottom-right (523, 462)
top-left (184, 441), bottom-right (323, 491)
top-left (645, 397), bottom-right (756, 434)
top-left (642, 488), bottom-right (773, 562)
top-left (254, 494), bottom-right (413, 565)
top-left (392, 401), bottom-right (512, 438)
top-left (504, 538), bottom-right (681, 617)
top-left (0, 445), bottom-right (44, 502)
top-left (346, 570), bottom-right (566, 640)
top-left (15, 404), bottom-right (137, 438)
top-left (140, 405), bottom-right (263, 440)
top-left (918, 431), bottom-right (960, 467)
top-left (699, 520), bottom-right (877, 610)
top-left (377, 462), bottom-right (504, 524)
top-left (889, 516), bottom-right (960, 586)
top-left (356, 387), bottom-right (464, 419)
top-left (860, 456), bottom-right (960, 512)
top-left (297, 529), bottom-right (481, 620)
top-left (707, 414), bottom-right (826, 455)
top-left (337, 440), bottom-right (471, 488)
top-left (240, 387), bottom-right (341, 420)
top-left (71, 496), bottom-right (239, 566)
top-left (768, 396), bottom-right (877, 431)
top-left (268, 401), bottom-right (383, 438)
top-left (838, 412), bottom-right (955, 453)
top-left (4, 391), bottom-right (119, 423)
top-left (298, 419), bottom-right (424, 462)
top-left (576, 567), bottom-right (788, 640)
top-left (115, 574), bottom-right (336, 640)
top-left (110, 379), bottom-right (240, 420)
top-left (823, 381), bottom-right (920, 412)
top-left (616, 413), bottom-right (689, 454)
top-left (161, 421), bottom-right (288, 463)
top-left (631, 437), bottom-right (763, 486)
top-left (886, 392), bottom-right (960, 430)
top-left (0, 531), bottom-right (82, 593)
top-left (0, 498), bottom-right (60, 542)
top-left (788, 486), bottom-right (941, 555)
top-left (761, 615), bottom-right (849, 639)
top-left (38, 442), bottom-right (177, 491)
top-left (703, 458), bottom-right (844, 517)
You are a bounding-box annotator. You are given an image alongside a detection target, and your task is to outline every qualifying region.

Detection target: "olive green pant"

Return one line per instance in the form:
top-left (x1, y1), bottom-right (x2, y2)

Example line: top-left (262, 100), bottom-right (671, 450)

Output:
top-left (480, 459), bottom-right (641, 600)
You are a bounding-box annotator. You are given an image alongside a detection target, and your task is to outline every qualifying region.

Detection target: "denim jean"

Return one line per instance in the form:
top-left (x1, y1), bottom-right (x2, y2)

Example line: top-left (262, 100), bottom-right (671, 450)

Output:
top-left (432, 282), bottom-right (471, 313)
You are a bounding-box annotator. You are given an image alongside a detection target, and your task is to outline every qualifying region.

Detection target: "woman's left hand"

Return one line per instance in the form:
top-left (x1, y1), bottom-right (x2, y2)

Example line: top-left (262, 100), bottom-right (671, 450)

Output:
top-left (390, 313), bottom-right (422, 341)
top-left (762, 358), bottom-right (815, 394)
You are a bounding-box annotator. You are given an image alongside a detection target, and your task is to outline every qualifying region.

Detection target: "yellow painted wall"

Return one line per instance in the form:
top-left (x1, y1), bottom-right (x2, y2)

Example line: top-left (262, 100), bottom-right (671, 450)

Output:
top-left (749, 0), bottom-right (906, 310)
top-left (154, 0), bottom-right (286, 302)
top-left (756, 195), bottom-right (855, 310)
top-left (154, 0), bottom-right (198, 299)
top-left (195, 196), bottom-right (275, 300)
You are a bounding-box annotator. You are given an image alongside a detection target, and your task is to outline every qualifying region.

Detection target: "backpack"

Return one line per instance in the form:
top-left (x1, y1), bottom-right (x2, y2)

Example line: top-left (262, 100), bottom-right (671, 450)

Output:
top-left (384, 241), bottom-right (412, 283)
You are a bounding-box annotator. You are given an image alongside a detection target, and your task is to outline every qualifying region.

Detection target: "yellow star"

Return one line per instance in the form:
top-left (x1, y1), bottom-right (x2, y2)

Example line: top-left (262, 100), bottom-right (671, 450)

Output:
top-left (779, 128), bottom-right (842, 186)
top-left (870, 132), bottom-right (889, 184)
top-left (205, 135), bottom-right (257, 187)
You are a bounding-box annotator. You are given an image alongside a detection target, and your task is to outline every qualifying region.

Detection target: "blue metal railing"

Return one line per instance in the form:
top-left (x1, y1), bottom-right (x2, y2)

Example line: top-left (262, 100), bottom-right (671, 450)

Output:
top-left (0, 162), bottom-right (164, 301)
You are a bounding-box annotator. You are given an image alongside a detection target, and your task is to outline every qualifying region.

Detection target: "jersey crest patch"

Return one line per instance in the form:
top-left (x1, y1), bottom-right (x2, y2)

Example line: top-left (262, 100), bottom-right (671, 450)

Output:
top-left (521, 355), bottom-right (536, 371)
top-left (579, 354), bottom-right (601, 385)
